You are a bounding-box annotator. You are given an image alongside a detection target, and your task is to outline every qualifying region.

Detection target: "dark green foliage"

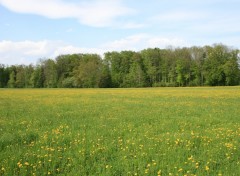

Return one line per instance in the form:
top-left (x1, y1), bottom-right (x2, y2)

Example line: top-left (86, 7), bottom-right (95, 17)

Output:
top-left (124, 53), bottom-right (146, 87)
top-left (56, 54), bottom-right (81, 87)
top-left (0, 64), bottom-right (5, 88)
top-left (15, 65), bottom-right (26, 88)
top-left (99, 63), bottom-right (112, 88)
top-left (7, 71), bottom-right (16, 88)
top-left (141, 48), bottom-right (162, 86)
top-left (0, 44), bottom-right (240, 88)
top-left (104, 52), bottom-right (123, 87)
top-left (30, 65), bottom-right (44, 88)
top-left (0, 65), bottom-right (11, 88)
top-left (73, 54), bottom-right (102, 88)
top-left (42, 59), bottom-right (58, 88)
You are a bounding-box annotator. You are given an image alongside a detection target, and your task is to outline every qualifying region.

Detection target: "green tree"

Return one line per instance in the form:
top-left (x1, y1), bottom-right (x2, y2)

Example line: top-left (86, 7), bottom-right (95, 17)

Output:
top-left (24, 65), bottom-right (34, 88)
top-left (30, 65), bottom-right (44, 88)
top-left (176, 59), bottom-right (184, 86)
top-left (190, 47), bottom-right (205, 86)
top-left (223, 50), bottom-right (240, 85)
top-left (104, 51), bottom-right (135, 87)
top-left (0, 64), bottom-right (5, 88)
top-left (104, 52), bottom-right (124, 87)
top-left (1, 44), bottom-right (239, 88)
top-left (15, 65), bottom-right (25, 88)
top-left (74, 54), bottom-right (102, 88)
top-left (204, 44), bottom-right (230, 86)
top-left (141, 48), bottom-right (161, 86)
top-left (124, 53), bottom-right (146, 87)
top-left (56, 54), bottom-right (81, 87)
top-left (98, 60), bottom-right (112, 88)
top-left (42, 59), bottom-right (57, 88)
top-left (8, 71), bottom-right (16, 88)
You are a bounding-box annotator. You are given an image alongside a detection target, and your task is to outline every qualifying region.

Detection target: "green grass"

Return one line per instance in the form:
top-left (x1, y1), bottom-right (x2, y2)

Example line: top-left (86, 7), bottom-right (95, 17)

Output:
top-left (0, 87), bottom-right (240, 176)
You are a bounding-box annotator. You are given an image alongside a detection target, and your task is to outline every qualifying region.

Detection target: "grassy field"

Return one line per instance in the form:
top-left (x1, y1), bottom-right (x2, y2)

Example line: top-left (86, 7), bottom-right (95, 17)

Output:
top-left (0, 87), bottom-right (240, 176)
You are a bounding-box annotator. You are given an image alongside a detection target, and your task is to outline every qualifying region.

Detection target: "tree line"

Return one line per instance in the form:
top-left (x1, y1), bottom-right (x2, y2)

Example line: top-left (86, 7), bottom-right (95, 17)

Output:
top-left (0, 44), bottom-right (239, 88)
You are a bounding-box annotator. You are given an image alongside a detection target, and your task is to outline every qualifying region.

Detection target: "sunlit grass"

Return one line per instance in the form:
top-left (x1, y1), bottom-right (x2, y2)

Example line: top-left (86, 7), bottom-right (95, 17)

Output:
top-left (0, 87), bottom-right (240, 175)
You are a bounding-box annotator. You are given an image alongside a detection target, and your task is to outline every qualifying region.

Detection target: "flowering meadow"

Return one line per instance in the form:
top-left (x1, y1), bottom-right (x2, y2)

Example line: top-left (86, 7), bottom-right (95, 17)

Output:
top-left (0, 87), bottom-right (239, 175)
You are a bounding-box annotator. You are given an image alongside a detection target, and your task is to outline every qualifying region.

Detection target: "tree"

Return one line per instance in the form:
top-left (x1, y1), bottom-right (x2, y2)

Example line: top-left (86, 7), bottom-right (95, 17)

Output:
top-left (204, 44), bottom-right (232, 86)
top-left (24, 65), bottom-right (34, 88)
top-left (124, 53), bottom-right (146, 87)
top-left (74, 54), bottom-right (102, 88)
top-left (30, 65), bottom-right (44, 88)
top-left (104, 52), bottom-right (124, 87)
top-left (0, 44), bottom-right (239, 88)
top-left (141, 48), bottom-right (161, 86)
top-left (8, 71), bottom-right (15, 88)
top-left (223, 50), bottom-right (240, 85)
top-left (104, 51), bottom-right (135, 87)
top-left (0, 64), bottom-right (6, 88)
top-left (98, 60), bottom-right (112, 88)
top-left (56, 54), bottom-right (81, 87)
top-left (190, 47), bottom-right (205, 86)
top-left (42, 59), bottom-right (57, 88)
top-left (176, 60), bottom-right (184, 86)
top-left (15, 65), bottom-right (25, 88)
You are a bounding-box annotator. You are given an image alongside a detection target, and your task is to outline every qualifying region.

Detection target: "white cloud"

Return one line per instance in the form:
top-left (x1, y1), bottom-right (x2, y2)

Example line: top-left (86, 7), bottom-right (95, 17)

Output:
top-left (0, 40), bottom-right (61, 65)
top-left (0, 0), bottom-right (134, 27)
top-left (102, 34), bottom-right (149, 51)
top-left (0, 40), bottom-right (108, 65)
top-left (53, 45), bottom-right (105, 58)
top-left (0, 36), bottom-right (191, 65)
top-left (147, 37), bottom-right (190, 48)
top-left (102, 34), bottom-right (189, 51)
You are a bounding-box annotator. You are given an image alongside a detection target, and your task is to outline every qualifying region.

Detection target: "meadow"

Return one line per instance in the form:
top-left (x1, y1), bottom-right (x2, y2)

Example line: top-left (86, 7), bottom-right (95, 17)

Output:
top-left (0, 87), bottom-right (239, 176)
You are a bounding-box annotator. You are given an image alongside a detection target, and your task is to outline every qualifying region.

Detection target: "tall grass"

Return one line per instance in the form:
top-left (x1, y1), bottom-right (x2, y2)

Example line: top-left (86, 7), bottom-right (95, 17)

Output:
top-left (0, 87), bottom-right (240, 175)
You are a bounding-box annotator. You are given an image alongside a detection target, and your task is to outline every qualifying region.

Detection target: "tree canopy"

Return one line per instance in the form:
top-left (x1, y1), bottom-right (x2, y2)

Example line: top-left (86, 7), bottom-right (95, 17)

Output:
top-left (0, 44), bottom-right (239, 88)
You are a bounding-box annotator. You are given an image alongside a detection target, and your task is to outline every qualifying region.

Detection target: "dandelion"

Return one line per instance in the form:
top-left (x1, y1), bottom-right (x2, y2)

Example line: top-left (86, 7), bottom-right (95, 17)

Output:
top-left (195, 164), bottom-right (199, 169)
top-left (24, 162), bottom-right (29, 166)
top-left (205, 166), bottom-right (209, 171)
top-left (145, 169), bottom-right (149, 174)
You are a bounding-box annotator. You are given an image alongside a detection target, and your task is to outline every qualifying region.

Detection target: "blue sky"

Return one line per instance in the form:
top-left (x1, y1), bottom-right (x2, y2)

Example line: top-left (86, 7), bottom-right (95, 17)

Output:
top-left (0, 0), bottom-right (240, 65)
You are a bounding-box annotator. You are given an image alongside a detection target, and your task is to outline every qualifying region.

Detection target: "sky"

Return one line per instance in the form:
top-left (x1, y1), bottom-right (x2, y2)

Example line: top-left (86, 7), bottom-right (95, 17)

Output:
top-left (0, 0), bottom-right (240, 65)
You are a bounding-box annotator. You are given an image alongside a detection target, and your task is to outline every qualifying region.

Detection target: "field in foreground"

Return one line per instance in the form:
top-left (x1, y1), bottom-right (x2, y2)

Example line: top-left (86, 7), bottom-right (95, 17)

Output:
top-left (0, 87), bottom-right (240, 176)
